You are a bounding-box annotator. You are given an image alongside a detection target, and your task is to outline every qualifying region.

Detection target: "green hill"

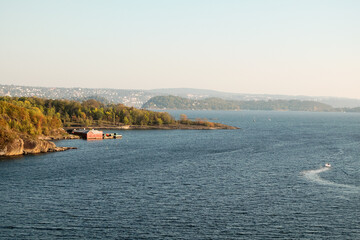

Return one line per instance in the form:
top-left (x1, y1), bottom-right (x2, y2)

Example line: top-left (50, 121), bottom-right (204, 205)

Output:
top-left (142, 95), bottom-right (337, 112)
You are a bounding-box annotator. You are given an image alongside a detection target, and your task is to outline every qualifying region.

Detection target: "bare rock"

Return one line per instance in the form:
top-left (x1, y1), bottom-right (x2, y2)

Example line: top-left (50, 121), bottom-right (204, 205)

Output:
top-left (0, 137), bottom-right (77, 157)
top-left (0, 138), bottom-right (24, 156)
top-left (48, 147), bottom-right (77, 152)
top-left (23, 138), bottom-right (56, 154)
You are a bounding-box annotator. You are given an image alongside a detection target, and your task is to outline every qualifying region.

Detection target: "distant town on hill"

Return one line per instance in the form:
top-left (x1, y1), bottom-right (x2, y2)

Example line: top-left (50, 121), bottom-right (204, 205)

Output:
top-left (1, 84), bottom-right (360, 109)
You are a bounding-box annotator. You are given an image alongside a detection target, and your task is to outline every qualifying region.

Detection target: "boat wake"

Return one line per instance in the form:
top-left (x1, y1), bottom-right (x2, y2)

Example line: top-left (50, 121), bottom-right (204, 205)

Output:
top-left (302, 167), bottom-right (360, 191)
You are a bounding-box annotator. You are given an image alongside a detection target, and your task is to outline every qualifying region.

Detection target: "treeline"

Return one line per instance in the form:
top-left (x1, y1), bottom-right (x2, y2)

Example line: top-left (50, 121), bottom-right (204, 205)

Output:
top-left (142, 95), bottom-right (359, 112)
top-left (0, 96), bottom-right (178, 128)
top-left (0, 100), bottom-right (61, 136)
top-left (0, 100), bottom-right (62, 148)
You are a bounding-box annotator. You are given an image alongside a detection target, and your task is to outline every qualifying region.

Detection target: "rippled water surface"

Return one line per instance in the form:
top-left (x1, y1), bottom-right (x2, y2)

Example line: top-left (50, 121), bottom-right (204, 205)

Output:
top-left (1, 111), bottom-right (359, 239)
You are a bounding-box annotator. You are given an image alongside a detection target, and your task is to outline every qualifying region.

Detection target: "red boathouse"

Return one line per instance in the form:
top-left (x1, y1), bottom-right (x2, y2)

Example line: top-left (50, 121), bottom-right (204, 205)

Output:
top-left (72, 129), bottom-right (103, 140)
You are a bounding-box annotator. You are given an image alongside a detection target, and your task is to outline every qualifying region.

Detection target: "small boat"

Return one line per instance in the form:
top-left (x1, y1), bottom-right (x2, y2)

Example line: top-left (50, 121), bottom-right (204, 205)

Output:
top-left (325, 163), bottom-right (331, 168)
top-left (103, 133), bottom-right (122, 139)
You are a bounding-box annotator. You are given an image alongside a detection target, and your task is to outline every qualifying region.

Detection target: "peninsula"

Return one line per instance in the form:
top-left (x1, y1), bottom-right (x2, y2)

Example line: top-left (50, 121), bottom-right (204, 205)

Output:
top-left (0, 97), bottom-right (238, 157)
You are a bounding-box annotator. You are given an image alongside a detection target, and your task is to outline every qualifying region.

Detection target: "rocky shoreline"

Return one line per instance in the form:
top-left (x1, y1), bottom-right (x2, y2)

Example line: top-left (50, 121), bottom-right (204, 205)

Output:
top-left (1, 123), bottom-right (238, 157)
top-left (0, 134), bottom-right (78, 157)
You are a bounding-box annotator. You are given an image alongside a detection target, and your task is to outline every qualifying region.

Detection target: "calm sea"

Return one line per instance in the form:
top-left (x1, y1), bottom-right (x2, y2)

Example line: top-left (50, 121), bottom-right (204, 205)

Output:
top-left (1, 110), bottom-right (359, 239)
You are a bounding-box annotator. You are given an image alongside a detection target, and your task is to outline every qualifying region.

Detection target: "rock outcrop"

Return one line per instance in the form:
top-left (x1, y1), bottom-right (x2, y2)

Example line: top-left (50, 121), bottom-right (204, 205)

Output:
top-left (23, 137), bottom-right (56, 154)
top-left (0, 138), bottom-right (24, 156)
top-left (0, 137), bottom-right (76, 157)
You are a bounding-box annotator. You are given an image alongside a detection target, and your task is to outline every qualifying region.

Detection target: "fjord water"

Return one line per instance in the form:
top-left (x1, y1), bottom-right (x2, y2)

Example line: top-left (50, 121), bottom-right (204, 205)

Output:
top-left (1, 111), bottom-right (359, 239)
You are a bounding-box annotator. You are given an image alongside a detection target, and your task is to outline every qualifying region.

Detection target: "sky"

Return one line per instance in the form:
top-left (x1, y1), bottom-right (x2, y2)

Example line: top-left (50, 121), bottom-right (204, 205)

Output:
top-left (0, 0), bottom-right (359, 99)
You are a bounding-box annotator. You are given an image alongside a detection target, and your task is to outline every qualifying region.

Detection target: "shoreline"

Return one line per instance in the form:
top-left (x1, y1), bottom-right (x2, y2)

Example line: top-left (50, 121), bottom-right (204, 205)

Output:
top-left (64, 123), bottom-right (240, 131)
top-left (1, 123), bottom-right (238, 158)
top-left (0, 132), bottom-right (79, 158)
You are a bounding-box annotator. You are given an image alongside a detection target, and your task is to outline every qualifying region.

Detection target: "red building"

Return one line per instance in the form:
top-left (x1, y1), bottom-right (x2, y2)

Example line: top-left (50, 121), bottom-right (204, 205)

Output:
top-left (72, 129), bottom-right (103, 140)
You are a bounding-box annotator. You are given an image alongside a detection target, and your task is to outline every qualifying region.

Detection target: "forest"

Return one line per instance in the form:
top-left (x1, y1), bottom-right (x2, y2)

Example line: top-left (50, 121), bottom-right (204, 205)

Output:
top-left (0, 96), bottom-right (178, 129)
top-left (0, 96), bottom-right (229, 138)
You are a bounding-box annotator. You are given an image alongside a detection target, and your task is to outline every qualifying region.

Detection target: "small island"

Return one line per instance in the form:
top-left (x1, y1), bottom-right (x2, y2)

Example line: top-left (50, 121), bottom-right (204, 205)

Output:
top-left (0, 97), bottom-right (238, 157)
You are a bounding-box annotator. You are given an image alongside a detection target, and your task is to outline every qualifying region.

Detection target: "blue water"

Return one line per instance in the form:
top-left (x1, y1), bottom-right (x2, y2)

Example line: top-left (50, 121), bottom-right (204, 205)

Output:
top-left (1, 110), bottom-right (359, 239)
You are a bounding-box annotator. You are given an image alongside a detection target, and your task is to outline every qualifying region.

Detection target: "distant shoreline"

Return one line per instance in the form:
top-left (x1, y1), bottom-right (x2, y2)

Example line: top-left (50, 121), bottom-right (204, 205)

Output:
top-left (64, 123), bottom-right (240, 131)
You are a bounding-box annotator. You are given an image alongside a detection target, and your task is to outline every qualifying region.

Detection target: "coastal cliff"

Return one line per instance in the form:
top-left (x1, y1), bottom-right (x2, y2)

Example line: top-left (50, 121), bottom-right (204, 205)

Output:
top-left (0, 132), bottom-right (77, 157)
top-left (0, 100), bottom-right (77, 157)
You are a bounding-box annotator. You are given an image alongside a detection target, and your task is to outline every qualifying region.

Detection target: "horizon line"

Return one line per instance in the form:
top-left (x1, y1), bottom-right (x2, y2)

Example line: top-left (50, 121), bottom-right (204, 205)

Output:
top-left (1, 83), bottom-right (360, 101)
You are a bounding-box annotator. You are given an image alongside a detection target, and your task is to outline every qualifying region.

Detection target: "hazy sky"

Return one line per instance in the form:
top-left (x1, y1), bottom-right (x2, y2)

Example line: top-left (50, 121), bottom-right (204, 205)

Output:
top-left (0, 0), bottom-right (359, 98)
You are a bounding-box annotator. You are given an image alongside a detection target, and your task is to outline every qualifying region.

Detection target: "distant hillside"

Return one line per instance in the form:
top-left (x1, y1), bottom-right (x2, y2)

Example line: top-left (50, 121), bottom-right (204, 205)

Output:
top-left (2, 84), bottom-right (360, 108)
top-left (142, 95), bottom-right (341, 112)
top-left (0, 84), bottom-right (156, 108)
top-left (149, 88), bottom-right (360, 108)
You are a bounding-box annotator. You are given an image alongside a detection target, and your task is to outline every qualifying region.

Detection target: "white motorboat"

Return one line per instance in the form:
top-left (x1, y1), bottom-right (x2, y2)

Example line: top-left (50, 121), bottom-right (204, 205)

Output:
top-left (325, 163), bottom-right (331, 168)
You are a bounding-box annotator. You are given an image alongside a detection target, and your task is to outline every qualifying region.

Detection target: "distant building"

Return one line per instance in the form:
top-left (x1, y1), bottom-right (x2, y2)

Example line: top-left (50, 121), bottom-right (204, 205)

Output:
top-left (72, 129), bottom-right (103, 140)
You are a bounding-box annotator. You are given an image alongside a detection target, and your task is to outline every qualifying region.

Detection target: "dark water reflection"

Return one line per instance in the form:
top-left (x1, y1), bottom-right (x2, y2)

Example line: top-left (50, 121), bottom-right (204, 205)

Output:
top-left (1, 111), bottom-right (359, 239)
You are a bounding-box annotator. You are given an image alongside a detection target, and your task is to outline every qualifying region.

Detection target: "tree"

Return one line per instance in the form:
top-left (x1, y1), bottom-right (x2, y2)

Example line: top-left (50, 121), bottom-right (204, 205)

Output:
top-left (123, 116), bottom-right (129, 125)
top-left (155, 118), bottom-right (163, 125)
